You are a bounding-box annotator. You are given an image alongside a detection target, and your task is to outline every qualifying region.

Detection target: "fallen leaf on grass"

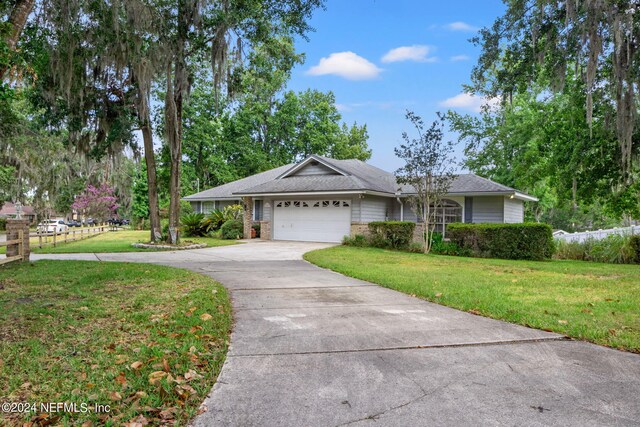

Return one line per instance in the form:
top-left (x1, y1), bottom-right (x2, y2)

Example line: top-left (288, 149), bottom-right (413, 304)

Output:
top-left (115, 372), bottom-right (127, 386)
top-left (200, 313), bottom-right (213, 321)
top-left (184, 369), bottom-right (202, 381)
top-left (130, 361), bottom-right (143, 370)
top-left (148, 371), bottom-right (167, 385)
top-left (115, 355), bottom-right (127, 365)
top-left (558, 320), bottom-right (568, 324)
top-left (469, 309), bottom-right (481, 316)
top-left (162, 358), bottom-right (170, 372)
top-left (434, 293), bottom-right (442, 298)
top-left (109, 391), bottom-right (122, 401)
top-left (123, 415), bottom-right (149, 427)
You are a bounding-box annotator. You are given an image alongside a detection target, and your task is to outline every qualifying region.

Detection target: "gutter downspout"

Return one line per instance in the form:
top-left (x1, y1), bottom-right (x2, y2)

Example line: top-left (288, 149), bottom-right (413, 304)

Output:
top-left (395, 192), bottom-right (404, 221)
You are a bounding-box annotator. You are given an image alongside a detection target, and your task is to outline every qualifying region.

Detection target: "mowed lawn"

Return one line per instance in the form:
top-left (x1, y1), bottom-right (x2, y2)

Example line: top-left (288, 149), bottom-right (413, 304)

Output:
top-left (305, 246), bottom-right (640, 353)
top-left (28, 230), bottom-right (238, 254)
top-left (0, 261), bottom-right (231, 426)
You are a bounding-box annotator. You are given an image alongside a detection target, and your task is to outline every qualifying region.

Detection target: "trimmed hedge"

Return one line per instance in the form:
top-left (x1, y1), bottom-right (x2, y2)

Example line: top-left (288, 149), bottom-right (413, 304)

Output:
top-left (368, 221), bottom-right (415, 249)
top-left (448, 223), bottom-right (555, 260)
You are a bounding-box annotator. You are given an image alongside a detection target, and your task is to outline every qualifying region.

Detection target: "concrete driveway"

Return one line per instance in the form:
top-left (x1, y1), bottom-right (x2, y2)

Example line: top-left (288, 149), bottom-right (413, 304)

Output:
top-left (34, 241), bottom-right (640, 426)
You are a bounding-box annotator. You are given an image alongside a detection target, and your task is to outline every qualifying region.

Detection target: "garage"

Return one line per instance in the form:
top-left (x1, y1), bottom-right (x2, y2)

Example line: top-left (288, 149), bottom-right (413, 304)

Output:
top-left (272, 199), bottom-right (351, 243)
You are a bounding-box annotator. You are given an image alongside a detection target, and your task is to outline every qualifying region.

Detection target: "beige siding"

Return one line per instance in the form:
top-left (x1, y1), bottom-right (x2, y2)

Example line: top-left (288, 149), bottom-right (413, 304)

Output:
top-left (351, 198), bottom-right (361, 222)
top-left (471, 196), bottom-right (504, 223)
top-left (291, 163), bottom-right (339, 176)
top-left (503, 197), bottom-right (524, 223)
top-left (263, 198), bottom-right (273, 221)
top-left (360, 196), bottom-right (391, 222)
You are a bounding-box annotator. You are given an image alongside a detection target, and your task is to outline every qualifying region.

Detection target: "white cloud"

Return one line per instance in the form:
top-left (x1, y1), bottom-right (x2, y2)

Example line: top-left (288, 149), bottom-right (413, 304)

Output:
top-left (446, 21), bottom-right (479, 32)
top-left (439, 93), bottom-right (499, 112)
top-left (381, 45), bottom-right (437, 63)
top-left (450, 54), bottom-right (470, 62)
top-left (307, 51), bottom-right (382, 80)
top-left (335, 103), bottom-right (351, 112)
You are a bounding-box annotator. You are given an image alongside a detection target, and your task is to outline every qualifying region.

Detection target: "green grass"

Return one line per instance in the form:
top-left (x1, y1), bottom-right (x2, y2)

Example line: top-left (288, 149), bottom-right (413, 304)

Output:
top-left (28, 230), bottom-right (238, 254)
top-left (0, 260), bottom-right (232, 426)
top-left (304, 246), bottom-right (640, 353)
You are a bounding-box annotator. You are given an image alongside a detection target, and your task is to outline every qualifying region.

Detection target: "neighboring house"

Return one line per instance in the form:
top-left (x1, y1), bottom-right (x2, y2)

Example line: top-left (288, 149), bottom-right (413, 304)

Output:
top-left (183, 155), bottom-right (537, 243)
top-left (0, 202), bottom-right (36, 224)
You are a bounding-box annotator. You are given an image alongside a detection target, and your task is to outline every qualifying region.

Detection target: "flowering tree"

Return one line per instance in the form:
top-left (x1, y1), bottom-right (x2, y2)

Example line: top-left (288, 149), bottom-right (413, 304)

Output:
top-left (395, 111), bottom-right (457, 254)
top-left (71, 183), bottom-right (119, 221)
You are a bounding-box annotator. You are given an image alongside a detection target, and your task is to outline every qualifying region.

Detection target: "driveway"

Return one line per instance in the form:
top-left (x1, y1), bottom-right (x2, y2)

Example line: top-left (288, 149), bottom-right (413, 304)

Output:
top-left (34, 241), bottom-right (640, 426)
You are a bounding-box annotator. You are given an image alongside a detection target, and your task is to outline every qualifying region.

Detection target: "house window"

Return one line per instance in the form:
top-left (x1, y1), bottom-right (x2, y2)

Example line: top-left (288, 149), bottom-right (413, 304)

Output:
top-left (202, 201), bottom-right (215, 213)
top-left (430, 199), bottom-right (462, 236)
top-left (253, 200), bottom-right (263, 221)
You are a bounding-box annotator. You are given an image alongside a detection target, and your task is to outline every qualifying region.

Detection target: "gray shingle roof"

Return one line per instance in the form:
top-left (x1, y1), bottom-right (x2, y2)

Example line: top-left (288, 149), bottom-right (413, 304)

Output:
top-left (183, 155), bottom-right (535, 201)
top-left (182, 163), bottom-right (294, 200)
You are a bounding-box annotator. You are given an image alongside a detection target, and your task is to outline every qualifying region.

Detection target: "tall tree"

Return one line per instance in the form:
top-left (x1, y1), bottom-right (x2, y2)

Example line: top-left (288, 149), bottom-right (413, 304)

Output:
top-left (0, 0), bottom-right (35, 79)
top-left (471, 0), bottom-right (640, 183)
top-left (158, 0), bottom-right (323, 244)
top-left (395, 111), bottom-right (456, 254)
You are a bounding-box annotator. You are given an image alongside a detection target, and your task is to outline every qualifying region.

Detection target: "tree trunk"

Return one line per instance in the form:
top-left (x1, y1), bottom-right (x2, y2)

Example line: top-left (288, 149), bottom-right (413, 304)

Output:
top-left (0, 0), bottom-right (35, 79)
top-left (165, 62), bottom-right (182, 245)
top-left (141, 122), bottom-right (162, 242)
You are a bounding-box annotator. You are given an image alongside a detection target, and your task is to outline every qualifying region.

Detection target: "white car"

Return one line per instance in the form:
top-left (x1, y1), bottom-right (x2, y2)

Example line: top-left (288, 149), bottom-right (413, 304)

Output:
top-left (36, 219), bottom-right (69, 234)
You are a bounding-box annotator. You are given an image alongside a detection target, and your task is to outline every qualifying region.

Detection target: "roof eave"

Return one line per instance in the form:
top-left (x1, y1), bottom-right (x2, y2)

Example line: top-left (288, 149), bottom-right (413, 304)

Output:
top-left (232, 189), bottom-right (396, 198)
top-left (399, 190), bottom-right (538, 202)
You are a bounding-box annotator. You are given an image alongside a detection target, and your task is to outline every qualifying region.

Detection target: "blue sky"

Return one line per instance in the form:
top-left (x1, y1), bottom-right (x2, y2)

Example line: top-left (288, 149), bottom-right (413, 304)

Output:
top-left (286, 0), bottom-right (506, 171)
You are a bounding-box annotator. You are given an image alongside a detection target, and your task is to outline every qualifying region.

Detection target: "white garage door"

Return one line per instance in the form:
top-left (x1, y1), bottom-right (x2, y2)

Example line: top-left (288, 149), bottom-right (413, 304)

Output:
top-left (273, 200), bottom-right (351, 243)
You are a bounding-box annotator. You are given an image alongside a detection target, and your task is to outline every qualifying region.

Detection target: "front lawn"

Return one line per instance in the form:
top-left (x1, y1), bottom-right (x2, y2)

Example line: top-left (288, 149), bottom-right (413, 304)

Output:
top-left (304, 246), bottom-right (640, 353)
top-left (31, 230), bottom-right (238, 254)
top-left (0, 260), bottom-right (231, 425)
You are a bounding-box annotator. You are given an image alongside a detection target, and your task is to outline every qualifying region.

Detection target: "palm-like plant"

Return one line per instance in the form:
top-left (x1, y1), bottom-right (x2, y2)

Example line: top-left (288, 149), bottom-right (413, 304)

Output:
top-left (202, 209), bottom-right (225, 233)
top-left (180, 213), bottom-right (206, 237)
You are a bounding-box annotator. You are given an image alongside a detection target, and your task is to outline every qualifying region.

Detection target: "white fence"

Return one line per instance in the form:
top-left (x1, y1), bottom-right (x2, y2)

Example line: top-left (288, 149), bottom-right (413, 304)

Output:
top-left (554, 225), bottom-right (640, 243)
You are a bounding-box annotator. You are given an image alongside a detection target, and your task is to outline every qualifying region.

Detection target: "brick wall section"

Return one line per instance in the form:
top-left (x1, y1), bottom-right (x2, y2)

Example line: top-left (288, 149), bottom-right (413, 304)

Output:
top-left (6, 219), bottom-right (30, 261)
top-left (350, 222), bottom-right (370, 237)
top-left (412, 223), bottom-right (425, 244)
top-left (242, 196), bottom-right (253, 239)
top-left (352, 221), bottom-right (425, 245)
top-left (260, 220), bottom-right (271, 240)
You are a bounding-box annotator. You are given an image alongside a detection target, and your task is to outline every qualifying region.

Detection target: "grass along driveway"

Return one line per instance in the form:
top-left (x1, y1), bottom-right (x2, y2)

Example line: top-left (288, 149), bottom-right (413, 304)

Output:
top-left (304, 246), bottom-right (640, 353)
top-left (29, 230), bottom-right (238, 254)
top-left (0, 260), bottom-right (231, 426)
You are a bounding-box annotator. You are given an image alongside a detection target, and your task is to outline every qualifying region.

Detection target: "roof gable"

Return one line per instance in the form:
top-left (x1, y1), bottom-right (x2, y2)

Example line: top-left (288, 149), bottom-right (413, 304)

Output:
top-left (277, 155), bottom-right (348, 179)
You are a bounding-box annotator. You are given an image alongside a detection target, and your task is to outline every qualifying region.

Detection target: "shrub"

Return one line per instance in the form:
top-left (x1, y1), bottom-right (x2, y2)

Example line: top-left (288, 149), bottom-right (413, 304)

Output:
top-left (368, 221), bottom-right (416, 249)
top-left (342, 234), bottom-right (368, 247)
top-left (431, 232), bottom-right (468, 256)
top-left (223, 204), bottom-right (243, 221)
top-left (555, 234), bottom-right (638, 264)
top-left (630, 235), bottom-right (640, 264)
top-left (180, 200), bottom-right (194, 215)
top-left (180, 213), bottom-right (207, 237)
top-left (252, 223), bottom-right (261, 238)
top-left (220, 219), bottom-right (243, 240)
top-left (0, 217), bottom-right (6, 231)
top-left (202, 209), bottom-right (225, 232)
top-left (448, 223), bottom-right (554, 260)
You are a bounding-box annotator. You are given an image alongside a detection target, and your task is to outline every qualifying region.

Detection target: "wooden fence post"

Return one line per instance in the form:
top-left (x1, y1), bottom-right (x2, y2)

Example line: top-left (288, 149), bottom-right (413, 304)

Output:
top-left (6, 219), bottom-right (30, 262)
